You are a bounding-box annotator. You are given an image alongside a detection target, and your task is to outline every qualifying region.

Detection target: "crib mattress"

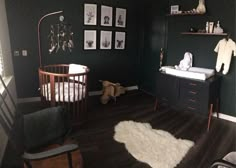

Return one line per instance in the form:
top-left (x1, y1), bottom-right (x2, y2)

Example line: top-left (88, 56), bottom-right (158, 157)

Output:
top-left (162, 67), bottom-right (215, 80)
top-left (42, 82), bottom-right (86, 102)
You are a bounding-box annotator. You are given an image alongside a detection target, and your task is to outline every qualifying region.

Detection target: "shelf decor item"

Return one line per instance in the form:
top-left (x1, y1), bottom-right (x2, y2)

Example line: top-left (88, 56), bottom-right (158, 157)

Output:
top-left (214, 21), bottom-right (224, 34)
top-left (170, 5), bottom-right (179, 14)
top-left (196, 0), bottom-right (206, 14)
top-left (160, 48), bottom-right (164, 67)
top-left (84, 4), bottom-right (97, 25)
top-left (84, 30), bottom-right (97, 50)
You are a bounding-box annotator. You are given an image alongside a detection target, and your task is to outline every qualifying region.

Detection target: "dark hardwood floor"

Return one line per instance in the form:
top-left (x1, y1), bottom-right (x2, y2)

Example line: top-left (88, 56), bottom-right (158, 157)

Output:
top-left (3, 91), bottom-right (236, 168)
top-left (73, 91), bottom-right (236, 168)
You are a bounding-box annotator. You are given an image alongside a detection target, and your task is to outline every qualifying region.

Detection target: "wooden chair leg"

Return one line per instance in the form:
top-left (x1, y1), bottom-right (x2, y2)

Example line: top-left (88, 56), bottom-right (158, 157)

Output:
top-left (24, 160), bottom-right (32, 168)
top-left (216, 98), bottom-right (219, 118)
top-left (207, 104), bottom-right (213, 131)
top-left (154, 98), bottom-right (158, 111)
top-left (67, 152), bottom-right (73, 168)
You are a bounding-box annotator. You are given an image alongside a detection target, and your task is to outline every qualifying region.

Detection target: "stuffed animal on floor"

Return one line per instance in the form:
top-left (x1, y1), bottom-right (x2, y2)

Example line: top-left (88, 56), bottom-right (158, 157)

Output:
top-left (100, 80), bottom-right (126, 104)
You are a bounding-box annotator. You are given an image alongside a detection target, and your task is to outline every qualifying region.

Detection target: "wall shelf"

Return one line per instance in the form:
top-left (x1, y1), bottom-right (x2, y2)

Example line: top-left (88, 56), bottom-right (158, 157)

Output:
top-left (166, 13), bottom-right (204, 16)
top-left (181, 32), bottom-right (227, 36)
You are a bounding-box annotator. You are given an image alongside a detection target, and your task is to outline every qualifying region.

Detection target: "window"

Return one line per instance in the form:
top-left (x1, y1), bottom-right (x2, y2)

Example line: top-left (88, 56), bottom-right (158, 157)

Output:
top-left (0, 41), bottom-right (4, 76)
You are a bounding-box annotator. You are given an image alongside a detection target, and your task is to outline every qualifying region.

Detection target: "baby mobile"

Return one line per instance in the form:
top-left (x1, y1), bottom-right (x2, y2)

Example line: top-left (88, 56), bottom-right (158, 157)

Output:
top-left (48, 15), bottom-right (74, 54)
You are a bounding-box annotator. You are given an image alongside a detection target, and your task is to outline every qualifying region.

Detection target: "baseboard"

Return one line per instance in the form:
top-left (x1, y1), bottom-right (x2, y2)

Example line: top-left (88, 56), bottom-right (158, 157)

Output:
top-left (17, 97), bottom-right (41, 103)
top-left (213, 112), bottom-right (236, 123)
top-left (88, 85), bottom-right (139, 96)
top-left (17, 85), bottom-right (139, 103)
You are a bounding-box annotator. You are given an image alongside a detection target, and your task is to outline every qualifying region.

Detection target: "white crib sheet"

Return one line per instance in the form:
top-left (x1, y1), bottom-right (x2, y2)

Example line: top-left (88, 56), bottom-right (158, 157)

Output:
top-left (42, 82), bottom-right (86, 102)
top-left (161, 66), bottom-right (215, 80)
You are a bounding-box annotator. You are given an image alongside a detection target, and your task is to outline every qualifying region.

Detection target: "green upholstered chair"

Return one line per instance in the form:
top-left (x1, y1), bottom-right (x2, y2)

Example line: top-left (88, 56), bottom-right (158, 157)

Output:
top-left (0, 76), bottom-right (79, 168)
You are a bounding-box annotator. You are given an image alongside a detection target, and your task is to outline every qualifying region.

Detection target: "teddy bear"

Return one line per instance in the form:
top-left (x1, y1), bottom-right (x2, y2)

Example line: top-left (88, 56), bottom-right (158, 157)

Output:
top-left (100, 80), bottom-right (126, 104)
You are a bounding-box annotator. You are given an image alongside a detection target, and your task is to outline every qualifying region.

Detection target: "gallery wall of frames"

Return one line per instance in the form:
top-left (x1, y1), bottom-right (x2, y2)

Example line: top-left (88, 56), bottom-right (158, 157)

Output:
top-left (84, 4), bottom-right (126, 50)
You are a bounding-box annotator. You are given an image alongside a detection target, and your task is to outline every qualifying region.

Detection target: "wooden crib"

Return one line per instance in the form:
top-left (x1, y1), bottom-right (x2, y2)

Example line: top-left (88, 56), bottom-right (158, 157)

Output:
top-left (38, 64), bottom-right (89, 126)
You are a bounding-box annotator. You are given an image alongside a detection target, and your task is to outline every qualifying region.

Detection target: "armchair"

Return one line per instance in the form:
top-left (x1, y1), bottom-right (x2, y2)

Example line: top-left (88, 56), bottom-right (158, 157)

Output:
top-left (210, 152), bottom-right (236, 168)
top-left (0, 76), bottom-right (81, 168)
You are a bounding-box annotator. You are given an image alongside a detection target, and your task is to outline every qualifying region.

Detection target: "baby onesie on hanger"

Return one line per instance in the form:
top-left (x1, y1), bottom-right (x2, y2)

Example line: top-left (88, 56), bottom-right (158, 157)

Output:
top-left (214, 38), bottom-right (236, 75)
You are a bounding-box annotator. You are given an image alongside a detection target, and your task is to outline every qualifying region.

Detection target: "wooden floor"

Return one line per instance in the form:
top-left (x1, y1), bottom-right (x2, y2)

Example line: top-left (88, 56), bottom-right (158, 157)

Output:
top-left (3, 91), bottom-right (236, 168)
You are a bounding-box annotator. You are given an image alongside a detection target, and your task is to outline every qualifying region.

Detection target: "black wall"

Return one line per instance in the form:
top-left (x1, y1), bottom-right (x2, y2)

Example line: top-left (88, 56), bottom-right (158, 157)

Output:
top-left (5, 0), bottom-right (140, 98)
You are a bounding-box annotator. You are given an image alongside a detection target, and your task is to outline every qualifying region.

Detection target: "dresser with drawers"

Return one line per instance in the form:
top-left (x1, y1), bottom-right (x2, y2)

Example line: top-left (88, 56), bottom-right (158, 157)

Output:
top-left (156, 72), bottom-right (221, 116)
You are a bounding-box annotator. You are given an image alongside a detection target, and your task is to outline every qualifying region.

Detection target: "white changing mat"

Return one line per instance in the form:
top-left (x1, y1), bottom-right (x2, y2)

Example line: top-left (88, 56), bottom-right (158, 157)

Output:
top-left (161, 66), bottom-right (215, 80)
top-left (42, 82), bottom-right (86, 102)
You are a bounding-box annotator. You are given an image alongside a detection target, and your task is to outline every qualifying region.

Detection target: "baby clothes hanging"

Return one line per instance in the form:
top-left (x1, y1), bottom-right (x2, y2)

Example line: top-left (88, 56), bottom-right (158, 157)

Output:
top-left (214, 37), bottom-right (236, 75)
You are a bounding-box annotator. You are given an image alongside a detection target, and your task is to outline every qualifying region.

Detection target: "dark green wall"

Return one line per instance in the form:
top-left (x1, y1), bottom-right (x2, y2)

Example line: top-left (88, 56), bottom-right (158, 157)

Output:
top-left (167, 0), bottom-right (236, 116)
top-left (5, 0), bottom-right (236, 116)
top-left (138, 0), bottom-right (169, 94)
top-left (5, 0), bottom-right (140, 98)
top-left (139, 0), bottom-right (236, 116)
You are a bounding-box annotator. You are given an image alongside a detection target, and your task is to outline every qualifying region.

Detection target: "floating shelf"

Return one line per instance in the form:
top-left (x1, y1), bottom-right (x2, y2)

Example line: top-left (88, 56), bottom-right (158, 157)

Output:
top-left (166, 13), bottom-right (204, 16)
top-left (181, 32), bottom-right (227, 36)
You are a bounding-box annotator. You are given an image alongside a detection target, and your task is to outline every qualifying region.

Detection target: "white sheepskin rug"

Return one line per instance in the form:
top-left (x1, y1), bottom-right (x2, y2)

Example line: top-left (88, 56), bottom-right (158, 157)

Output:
top-left (114, 121), bottom-right (194, 168)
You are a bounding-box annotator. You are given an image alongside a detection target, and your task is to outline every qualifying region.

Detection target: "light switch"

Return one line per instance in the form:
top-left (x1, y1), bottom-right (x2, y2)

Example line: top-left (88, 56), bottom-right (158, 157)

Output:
top-left (22, 50), bottom-right (27, 56)
top-left (13, 51), bottom-right (20, 56)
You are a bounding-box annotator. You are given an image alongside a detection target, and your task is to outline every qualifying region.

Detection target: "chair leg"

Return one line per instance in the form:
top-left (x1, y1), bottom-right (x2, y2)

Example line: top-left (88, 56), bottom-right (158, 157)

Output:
top-left (154, 98), bottom-right (158, 111)
top-left (67, 152), bottom-right (73, 168)
top-left (24, 160), bottom-right (32, 168)
top-left (216, 98), bottom-right (219, 118)
top-left (207, 104), bottom-right (213, 131)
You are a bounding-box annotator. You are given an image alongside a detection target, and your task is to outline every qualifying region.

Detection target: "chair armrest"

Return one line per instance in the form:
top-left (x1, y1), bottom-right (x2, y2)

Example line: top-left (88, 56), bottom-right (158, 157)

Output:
top-left (210, 159), bottom-right (236, 168)
top-left (22, 144), bottom-right (79, 161)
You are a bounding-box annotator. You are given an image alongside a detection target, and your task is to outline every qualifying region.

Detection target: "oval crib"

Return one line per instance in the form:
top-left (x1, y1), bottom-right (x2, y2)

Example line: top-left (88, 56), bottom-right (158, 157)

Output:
top-left (38, 64), bottom-right (89, 127)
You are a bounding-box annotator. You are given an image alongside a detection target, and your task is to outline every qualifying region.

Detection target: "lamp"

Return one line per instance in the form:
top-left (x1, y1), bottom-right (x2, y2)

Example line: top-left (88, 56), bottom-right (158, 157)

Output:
top-left (37, 11), bottom-right (63, 67)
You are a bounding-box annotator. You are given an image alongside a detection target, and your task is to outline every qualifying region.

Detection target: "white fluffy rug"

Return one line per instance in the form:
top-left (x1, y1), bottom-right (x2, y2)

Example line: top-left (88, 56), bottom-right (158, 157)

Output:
top-left (114, 121), bottom-right (194, 168)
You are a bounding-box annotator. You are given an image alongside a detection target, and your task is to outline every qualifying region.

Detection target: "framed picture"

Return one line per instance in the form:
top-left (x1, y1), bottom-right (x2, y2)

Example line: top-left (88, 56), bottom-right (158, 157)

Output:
top-left (100, 31), bottom-right (112, 49)
top-left (84, 30), bottom-right (97, 50)
top-left (84, 4), bottom-right (97, 25)
top-left (170, 5), bottom-right (179, 14)
top-left (101, 5), bottom-right (113, 26)
top-left (115, 8), bottom-right (126, 28)
top-left (115, 32), bottom-right (125, 49)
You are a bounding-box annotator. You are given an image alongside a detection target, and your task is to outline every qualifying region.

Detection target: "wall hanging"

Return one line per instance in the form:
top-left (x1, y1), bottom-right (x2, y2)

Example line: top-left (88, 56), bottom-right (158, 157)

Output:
top-left (115, 32), bottom-right (126, 49)
top-left (84, 4), bottom-right (97, 25)
top-left (48, 15), bottom-right (74, 54)
top-left (214, 36), bottom-right (236, 75)
top-left (84, 30), bottom-right (97, 50)
top-left (101, 5), bottom-right (113, 26)
top-left (100, 31), bottom-right (112, 49)
top-left (115, 8), bottom-right (126, 28)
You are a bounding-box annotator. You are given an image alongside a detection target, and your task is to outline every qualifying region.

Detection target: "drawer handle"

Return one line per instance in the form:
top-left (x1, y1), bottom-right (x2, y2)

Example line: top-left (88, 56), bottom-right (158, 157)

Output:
top-left (189, 99), bottom-right (196, 102)
top-left (189, 83), bottom-right (197, 86)
top-left (187, 107), bottom-right (196, 110)
top-left (189, 91), bottom-right (197, 95)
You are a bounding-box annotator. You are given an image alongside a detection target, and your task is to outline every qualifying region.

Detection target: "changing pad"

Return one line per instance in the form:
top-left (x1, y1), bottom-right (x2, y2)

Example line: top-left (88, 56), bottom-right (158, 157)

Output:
top-left (160, 66), bottom-right (215, 80)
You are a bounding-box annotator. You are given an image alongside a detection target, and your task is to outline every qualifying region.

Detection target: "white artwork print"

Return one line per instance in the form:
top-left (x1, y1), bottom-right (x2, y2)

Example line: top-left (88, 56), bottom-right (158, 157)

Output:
top-left (115, 32), bottom-right (125, 49)
top-left (84, 4), bottom-right (97, 25)
top-left (100, 31), bottom-right (112, 49)
top-left (116, 8), bottom-right (126, 28)
top-left (101, 5), bottom-right (113, 26)
top-left (84, 30), bottom-right (96, 50)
